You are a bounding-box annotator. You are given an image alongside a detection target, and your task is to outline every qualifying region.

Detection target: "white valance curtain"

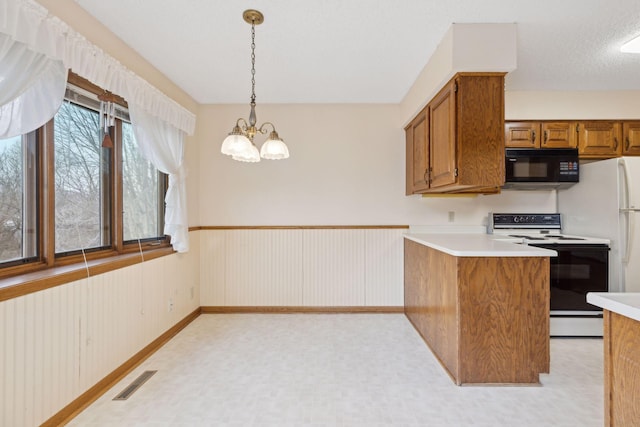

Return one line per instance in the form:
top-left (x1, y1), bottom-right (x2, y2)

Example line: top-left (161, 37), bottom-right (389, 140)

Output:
top-left (0, 1), bottom-right (67, 137)
top-left (0, 0), bottom-right (196, 252)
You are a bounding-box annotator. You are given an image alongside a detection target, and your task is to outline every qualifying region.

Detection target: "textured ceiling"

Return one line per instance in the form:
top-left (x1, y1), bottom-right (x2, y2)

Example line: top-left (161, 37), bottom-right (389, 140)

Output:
top-left (73, 0), bottom-right (640, 104)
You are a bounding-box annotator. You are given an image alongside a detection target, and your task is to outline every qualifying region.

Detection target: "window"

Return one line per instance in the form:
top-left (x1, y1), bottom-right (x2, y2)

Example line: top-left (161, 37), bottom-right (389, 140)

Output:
top-left (54, 100), bottom-right (111, 254)
top-left (0, 132), bottom-right (38, 266)
top-left (0, 72), bottom-right (168, 278)
top-left (122, 121), bottom-right (164, 242)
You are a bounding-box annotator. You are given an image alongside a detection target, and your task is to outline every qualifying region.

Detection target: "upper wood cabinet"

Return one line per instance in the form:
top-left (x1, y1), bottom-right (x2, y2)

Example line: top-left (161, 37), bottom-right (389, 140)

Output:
top-left (505, 120), bottom-right (640, 159)
top-left (505, 122), bottom-right (540, 148)
top-left (542, 122), bottom-right (577, 148)
top-left (505, 121), bottom-right (576, 149)
top-left (623, 121), bottom-right (640, 155)
top-left (405, 73), bottom-right (506, 195)
top-left (577, 121), bottom-right (622, 158)
top-left (405, 107), bottom-right (429, 195)
top-left (429, 80), bottom-right (457, 189)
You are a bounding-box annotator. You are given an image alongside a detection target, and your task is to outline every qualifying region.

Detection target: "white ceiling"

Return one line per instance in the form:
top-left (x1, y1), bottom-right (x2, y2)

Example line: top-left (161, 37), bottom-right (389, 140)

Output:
top-left (73, 0), bottom-right (640, 104)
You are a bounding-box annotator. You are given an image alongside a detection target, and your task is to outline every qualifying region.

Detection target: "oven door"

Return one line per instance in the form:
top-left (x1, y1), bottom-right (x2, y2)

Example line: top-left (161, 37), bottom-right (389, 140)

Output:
top-left (529, 243), bottom-right (609, 312)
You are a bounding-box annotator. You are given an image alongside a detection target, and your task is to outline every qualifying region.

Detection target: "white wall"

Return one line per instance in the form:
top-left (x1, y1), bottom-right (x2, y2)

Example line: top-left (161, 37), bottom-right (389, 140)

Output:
top-left (184, 133), bottom-right (200, 227)
top-left (506, 90), bottom-right (640, 119)
top-left (400, 23), bottom-right (517, 127)
top-left (196, 103), bottom-right (557, 312)
top-left (197, 103), bottom-right (556, 228)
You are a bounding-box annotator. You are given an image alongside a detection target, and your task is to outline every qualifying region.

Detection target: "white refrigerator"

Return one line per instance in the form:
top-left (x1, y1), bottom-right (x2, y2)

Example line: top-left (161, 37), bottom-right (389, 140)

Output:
top-left (558, 156), bottom-right (640, 293)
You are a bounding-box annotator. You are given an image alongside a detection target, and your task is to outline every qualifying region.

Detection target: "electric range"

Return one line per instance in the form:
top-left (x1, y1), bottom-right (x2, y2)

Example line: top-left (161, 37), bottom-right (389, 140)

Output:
top-left (488, 213), bottom-right (610, 337)
top-left (488, 213), bottom-right (610, 245)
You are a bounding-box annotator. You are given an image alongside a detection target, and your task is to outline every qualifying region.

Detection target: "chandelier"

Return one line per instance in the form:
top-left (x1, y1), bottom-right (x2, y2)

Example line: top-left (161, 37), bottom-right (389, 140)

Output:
top-left (221, 9), bottom-right (290, 162)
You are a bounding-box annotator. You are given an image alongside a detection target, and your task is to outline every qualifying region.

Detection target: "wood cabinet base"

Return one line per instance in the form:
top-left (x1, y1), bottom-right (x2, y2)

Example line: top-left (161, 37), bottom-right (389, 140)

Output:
top-left (604, 311), bottom-right (640, 426)
top-left (404, 239), bottom-right (550, 385)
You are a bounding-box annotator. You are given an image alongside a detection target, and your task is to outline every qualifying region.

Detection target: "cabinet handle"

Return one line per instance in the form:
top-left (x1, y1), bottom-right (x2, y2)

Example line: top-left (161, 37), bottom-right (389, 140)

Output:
top-left (424, 170), bottom-right (429, 184)
top-left (626, 136), bottom-right (630, 151)
top-left (543, 130), bottom-right (548, 144)
top-left (614, 137), bottom-right (619, 150)
top-left (532, 130), bottom-right (536, 142)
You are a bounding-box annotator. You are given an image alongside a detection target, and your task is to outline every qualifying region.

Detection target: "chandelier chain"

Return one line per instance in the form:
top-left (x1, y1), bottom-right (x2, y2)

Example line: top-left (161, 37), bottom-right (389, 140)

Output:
top-left (250, 21), bottom-right (256, 104)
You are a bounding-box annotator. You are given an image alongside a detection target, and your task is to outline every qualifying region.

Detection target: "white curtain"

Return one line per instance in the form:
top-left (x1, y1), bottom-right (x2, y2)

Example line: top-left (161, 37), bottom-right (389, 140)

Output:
top-left (0, 0), bottom-right (196, 135)
top-left (0, 0), bottom-right (196, 253)
top-left (129, 103), bottom-right (189, 253)
top-left (0, 1), bottom-right (67, 138)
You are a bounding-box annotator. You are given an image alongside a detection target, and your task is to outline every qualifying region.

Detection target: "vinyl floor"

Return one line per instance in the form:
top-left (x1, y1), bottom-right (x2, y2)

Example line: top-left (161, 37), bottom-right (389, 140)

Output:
top-left (68, 313), bottom-right (604, 426)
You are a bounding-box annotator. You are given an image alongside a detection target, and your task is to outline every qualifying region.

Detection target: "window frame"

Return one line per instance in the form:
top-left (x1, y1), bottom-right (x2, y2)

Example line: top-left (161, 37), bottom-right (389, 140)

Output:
top-left (52, 99), bottom-right (113, 257)
top-left (0, 72), bottom-right (170, 279)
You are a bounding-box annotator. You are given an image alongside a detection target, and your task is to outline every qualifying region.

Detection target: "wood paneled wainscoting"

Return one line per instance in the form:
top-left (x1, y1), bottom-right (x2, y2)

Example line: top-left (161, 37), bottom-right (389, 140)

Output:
top-left (0, 236), bottom-right (200, 427)
top-left (404, 239), bottom-right (550, 385)
top-left (198, 226), bottom-right (407, 309)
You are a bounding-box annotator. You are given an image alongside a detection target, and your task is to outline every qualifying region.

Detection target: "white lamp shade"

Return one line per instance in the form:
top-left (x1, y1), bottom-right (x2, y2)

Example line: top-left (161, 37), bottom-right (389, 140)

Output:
top-left (221, 133), bottom-right (251, 156)
top-left (232, 142), bottom-right (260, 162)
top-left (260, 138), bottom-right (290, 160)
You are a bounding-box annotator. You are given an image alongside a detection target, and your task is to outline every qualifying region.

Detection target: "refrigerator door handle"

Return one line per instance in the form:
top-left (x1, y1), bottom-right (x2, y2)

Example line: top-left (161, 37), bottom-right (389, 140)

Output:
top-left (621, 158), bottom-right (631, 210)
top-left (620, 208), bottom-right (640, 212)
top-left (620, 159), bottom-right (633, 264)
top-left (625, 211), bottom-right (635, 264)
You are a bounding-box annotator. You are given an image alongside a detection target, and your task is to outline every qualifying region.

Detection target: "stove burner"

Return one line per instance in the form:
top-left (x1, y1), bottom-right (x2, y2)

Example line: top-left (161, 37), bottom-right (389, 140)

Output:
top-left (545, 235), bottom-right (585, 240)
top-left (508, 235), bottom-right (547, 240)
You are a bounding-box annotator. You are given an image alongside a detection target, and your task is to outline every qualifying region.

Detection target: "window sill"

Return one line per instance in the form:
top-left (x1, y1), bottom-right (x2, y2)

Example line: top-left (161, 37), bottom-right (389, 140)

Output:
top-left (0, 247), bottom-right (175, 303)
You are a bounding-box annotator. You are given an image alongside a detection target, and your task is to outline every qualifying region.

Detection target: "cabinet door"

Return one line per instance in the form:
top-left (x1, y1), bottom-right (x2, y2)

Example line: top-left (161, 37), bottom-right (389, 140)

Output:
top-left (405, 108), bottom-right (429, 194)
top-left (541, 122), bottom-right (577, 148)
top-left (578, 121), bottom-right (622, 158)
top-left (623, 121), bottom-right (640, 155)
top-left (505, 122), bottom-right (540, 148)
top-left (429, 81), bottom-right (457, 188)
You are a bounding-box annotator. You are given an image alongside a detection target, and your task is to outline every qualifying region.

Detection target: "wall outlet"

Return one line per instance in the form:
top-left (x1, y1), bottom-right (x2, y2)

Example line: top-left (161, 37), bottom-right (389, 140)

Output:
top-left (448, 211), bottom-right (455, 222)
top-left (168, 298), bottom-right (173, 312)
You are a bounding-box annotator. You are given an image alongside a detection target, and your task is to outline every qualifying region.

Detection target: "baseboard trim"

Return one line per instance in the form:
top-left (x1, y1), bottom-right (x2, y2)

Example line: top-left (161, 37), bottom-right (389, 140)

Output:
top-left (41, 307), bottom-right (202, 427)
top-left (201, 306), bottom-right (404, 313)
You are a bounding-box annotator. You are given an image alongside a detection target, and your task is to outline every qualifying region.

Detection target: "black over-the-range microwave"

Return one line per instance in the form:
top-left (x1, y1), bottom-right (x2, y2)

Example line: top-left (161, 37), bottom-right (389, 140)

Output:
top-left (502, 148), bottom-right (580, 190)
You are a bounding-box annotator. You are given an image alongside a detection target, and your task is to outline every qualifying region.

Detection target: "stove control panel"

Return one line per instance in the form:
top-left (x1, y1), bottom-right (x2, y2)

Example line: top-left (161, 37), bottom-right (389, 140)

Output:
top-left (488, 213), bottom-right (562, 232)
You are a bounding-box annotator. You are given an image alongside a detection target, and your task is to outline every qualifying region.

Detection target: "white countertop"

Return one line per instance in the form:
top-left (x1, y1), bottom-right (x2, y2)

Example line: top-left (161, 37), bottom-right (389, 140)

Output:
top-left (404, 233), bottom-right (557, 257)
top-left (587, 292), bottom-right (640, 322)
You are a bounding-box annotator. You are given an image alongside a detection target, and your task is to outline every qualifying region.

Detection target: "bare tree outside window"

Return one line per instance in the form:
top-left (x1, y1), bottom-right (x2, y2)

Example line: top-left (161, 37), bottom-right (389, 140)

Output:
top-left (0, 134), bottom-right (37, 264)
top-left (0, 136), bottom-right (24, 262)
top-left (122, 121), bottom-right (163, 241)
top-left (54, 101), bottom-right (111, 254)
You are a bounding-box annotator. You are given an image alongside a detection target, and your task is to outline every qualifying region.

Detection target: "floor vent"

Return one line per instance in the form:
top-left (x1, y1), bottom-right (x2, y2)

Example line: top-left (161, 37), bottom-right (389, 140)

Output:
top-left (113, 370), bottom-right (157, 401)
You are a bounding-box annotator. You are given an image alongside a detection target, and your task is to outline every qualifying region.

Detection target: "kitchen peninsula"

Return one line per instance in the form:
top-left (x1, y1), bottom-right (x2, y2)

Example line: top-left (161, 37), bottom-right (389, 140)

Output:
top-left (404, 234), bottom-right (556, 385)
top-left (586, 293), bottom-right (640, 426)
